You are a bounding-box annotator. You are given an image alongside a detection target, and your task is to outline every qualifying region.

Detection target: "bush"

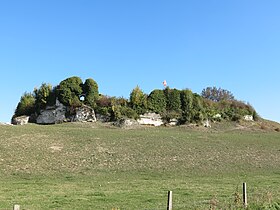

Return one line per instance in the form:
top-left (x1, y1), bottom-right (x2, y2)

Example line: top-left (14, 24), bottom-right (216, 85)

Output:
top-left (83, 78), bottom-right (99, 108)
top-left (164, 87), bottom-right (181, 112)
top-left (129, 86), bottom-right (147, 114)
top-left (147, 89), bottom-right (166, 114)
top-left (57, 76), bottom-right (83, 107)
top-left (34, 83), bottom-right (54, 112)
top-left (180, 89), bottom-right (194, 123)
top-left (14, 92), bottom-right (36, 117)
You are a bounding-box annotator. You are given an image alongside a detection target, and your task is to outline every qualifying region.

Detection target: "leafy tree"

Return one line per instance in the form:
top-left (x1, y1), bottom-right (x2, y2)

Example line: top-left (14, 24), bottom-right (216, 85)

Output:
top-left (192, 93), bottom-right (205, 122)
top-left (14, 92), bottom-right (36, 117)
top-left (164, 87), bottom-right (181, 111)
top-left (129, 86), bottom-right (147, 114)
top-left (83, 78), bottom-right (99, 108)
top-left (57, 76), bottom-right (83, 107)
top-left (147, 89), bottom-right (166, 114)
top-left (201, 87), bottom-right (235, 102)
top-left (34, 83), bottom-right (54, 112)
top-left (180, 89), bottom-right (194, 123)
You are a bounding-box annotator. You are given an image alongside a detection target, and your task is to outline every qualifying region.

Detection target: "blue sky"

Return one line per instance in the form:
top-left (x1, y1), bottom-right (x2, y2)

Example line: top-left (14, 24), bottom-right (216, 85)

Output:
top-left (1, 0), bottom-right (280, 123)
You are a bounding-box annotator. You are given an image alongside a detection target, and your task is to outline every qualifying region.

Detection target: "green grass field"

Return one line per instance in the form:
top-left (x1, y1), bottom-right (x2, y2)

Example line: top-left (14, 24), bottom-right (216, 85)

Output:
top-left (0, 122), bottom-right (280, 209)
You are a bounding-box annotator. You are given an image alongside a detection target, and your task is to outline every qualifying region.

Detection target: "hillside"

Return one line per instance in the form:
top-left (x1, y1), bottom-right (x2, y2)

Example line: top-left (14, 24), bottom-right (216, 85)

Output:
top-left (0, 122), bottom-right (280, 209)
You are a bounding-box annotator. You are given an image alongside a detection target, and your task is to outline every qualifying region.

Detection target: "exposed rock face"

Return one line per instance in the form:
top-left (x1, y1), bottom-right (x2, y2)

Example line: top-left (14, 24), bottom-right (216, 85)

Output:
top-left (114, 118), bottom-right (139, 128)
top-left (244, 115), bottom-right (254, 121)
top-left (36, 99), bottom-right (66, 124)
top-left (169, 118), bottom-right (178, 126)
top-left (137, 112), bottom-right (164, 126)
top-left (203, 119), bottom-right (211, 128)
top-left (12, 115), bottom-right (29, 125)
top-left (73, 105), bottom-right (96, 122)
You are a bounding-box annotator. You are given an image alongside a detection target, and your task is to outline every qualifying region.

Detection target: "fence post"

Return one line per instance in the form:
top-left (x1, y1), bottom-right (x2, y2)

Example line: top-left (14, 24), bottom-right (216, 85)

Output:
top-left (167, 191), bottom-right (172, 210)
top-left (13, 205), bottom-right (20, 210)
top-left (243, 182), bottom-right (247, 208)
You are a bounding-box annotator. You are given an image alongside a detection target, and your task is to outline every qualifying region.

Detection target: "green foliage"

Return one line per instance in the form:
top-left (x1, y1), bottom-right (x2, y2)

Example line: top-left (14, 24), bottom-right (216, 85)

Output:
top-left (129, 86), bottom-right (147, 114)
top-left (34, 83), bottom-right (54, 112)
top-left (164, 87), bottom-right (181, 111)
top-left (83, 78), bottom-right (99, 108)
top-left (147, 89), bottom-right (166, 114)
top-left (201, 86), bottom-right (235, 102)
top-left (192, 93), bottom-right (206, 122)
top-left (14, 92), bottom-right (36, 117)
top-left (57, 76), bottom-right (83, 107)
top-left (180, 89), bottom-right (194, 123)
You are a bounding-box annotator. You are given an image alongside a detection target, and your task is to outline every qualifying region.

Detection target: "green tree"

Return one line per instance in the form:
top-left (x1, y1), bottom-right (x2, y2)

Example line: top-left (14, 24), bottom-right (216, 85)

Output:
top-left (129, 86), bottom-right (147, 114)
top-left (83, 78), bottom-right (99, 108)
top-left (192, 94), bottom-right (205, 122)
top-left (180, 89), bottom-right (194, 123)
top-left (201, 87), bottom-right (235, 102)
top-left (57, 76), bottom-right (83, 107)
top-left (164, 87), bottom-right (181, 111)
top-left (14, 92), bottom-right (36, 117)
top-left (34, 83), bottom-right (54, 111)
top-left (147, 89), bottom-right (166, 114)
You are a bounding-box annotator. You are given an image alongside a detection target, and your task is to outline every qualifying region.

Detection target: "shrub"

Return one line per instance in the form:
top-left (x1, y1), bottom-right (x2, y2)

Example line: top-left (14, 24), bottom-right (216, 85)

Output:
top-left (129, 86), bottom-right (147, 114)
top-left (83, 78), bottom-right (99, 108)
top-left (164, 87), bottom-right (181, 112)
top-left (34, 83), bottom-right (54, 112)
top-left (147, 89), bottom-right (166, 114)
top-left (57, 76), bottom-right (83, 107)
top-left (14, 92), bottom-right (36, 117)
top-left (180, 89), bottom-right (194, 123)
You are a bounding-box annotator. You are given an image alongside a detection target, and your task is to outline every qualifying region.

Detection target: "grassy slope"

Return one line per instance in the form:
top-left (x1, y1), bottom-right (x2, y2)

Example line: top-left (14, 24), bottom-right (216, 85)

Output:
top-left (0, 122), bottom-right (279, 209)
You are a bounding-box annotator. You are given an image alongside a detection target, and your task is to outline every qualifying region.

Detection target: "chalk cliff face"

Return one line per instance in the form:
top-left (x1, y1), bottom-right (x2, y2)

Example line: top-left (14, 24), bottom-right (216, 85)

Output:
top-left (36, 99), bottom-right (96, 124)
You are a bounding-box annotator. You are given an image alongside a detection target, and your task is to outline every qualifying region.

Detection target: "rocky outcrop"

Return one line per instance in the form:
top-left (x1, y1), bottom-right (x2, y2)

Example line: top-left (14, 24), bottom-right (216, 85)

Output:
top-left (36, 99), bottom-right (66, 124)
top-left (113, 118), bottom-right (139, 128)
top-left (244, 115), bottom-right (253, 121)
top-left (12, 115), bottom-right (29, 125)
top-left (72, 105), bottom-right (96, 122)
top-left (137, 113), bottom-right (164, 126)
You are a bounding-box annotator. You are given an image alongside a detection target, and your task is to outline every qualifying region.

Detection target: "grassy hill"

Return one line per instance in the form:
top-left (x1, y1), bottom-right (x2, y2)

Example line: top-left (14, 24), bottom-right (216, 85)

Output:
top-left (0, 121), bottom-right (280, 209)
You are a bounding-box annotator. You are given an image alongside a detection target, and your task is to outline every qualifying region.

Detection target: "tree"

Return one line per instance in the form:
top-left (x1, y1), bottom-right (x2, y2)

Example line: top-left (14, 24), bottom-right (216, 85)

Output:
top-left (83, 78), bottom-right (99, 108)
top-left (164, 87), bottom-right (181, 111)
top-left (57, 76), bottom-right (83, 107)
top-left (129, 86), bottom-right (147, 114)
top-left (180, 89), bottom-right (194, 123)
top-left (147, 89), bottom-right (166, 114)
top-left (14, 92), bottom-right (36, 117)
top-left (201, 87), bottom-right (234, 102)
top-left (34, 83), bottom-right (54, 112)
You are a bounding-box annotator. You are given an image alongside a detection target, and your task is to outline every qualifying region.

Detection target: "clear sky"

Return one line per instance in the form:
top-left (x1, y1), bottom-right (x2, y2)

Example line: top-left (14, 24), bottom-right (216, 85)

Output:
top-left (1, 0), bottom-right (280, 123)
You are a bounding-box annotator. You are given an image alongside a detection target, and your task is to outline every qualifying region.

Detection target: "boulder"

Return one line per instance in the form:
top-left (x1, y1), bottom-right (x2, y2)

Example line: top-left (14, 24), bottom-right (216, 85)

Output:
top-left (203, 119), bottom-right (211, 128)
top-left (244, 115), bottom-right (254, 121)
top-left (169, 118), bottom-right (178, 126)
top-left (137, 112), bottom-right (164, 126)
top-left (72, 105), bottom-right (96, 122)
top-left (36, 99), bottom-right (66, 124)
top-left (114, 118), bottom-right (139, 128)
top-left (12, 115), bottom-right (29, 125)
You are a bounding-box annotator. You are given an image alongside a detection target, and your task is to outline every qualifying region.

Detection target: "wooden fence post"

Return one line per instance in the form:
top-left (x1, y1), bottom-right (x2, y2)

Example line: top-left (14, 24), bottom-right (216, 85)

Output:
top-left (13, 204), bottom-right (20, 210)
top-left (167, 191), bottom-right (172, 210)
top-left (243, 182), bottom-right (248, 208)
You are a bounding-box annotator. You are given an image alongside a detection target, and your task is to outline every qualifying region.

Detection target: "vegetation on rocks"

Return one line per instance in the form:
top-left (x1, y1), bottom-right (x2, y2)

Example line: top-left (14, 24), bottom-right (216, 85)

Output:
top-left (13, 76), bottom-right (258, 124)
